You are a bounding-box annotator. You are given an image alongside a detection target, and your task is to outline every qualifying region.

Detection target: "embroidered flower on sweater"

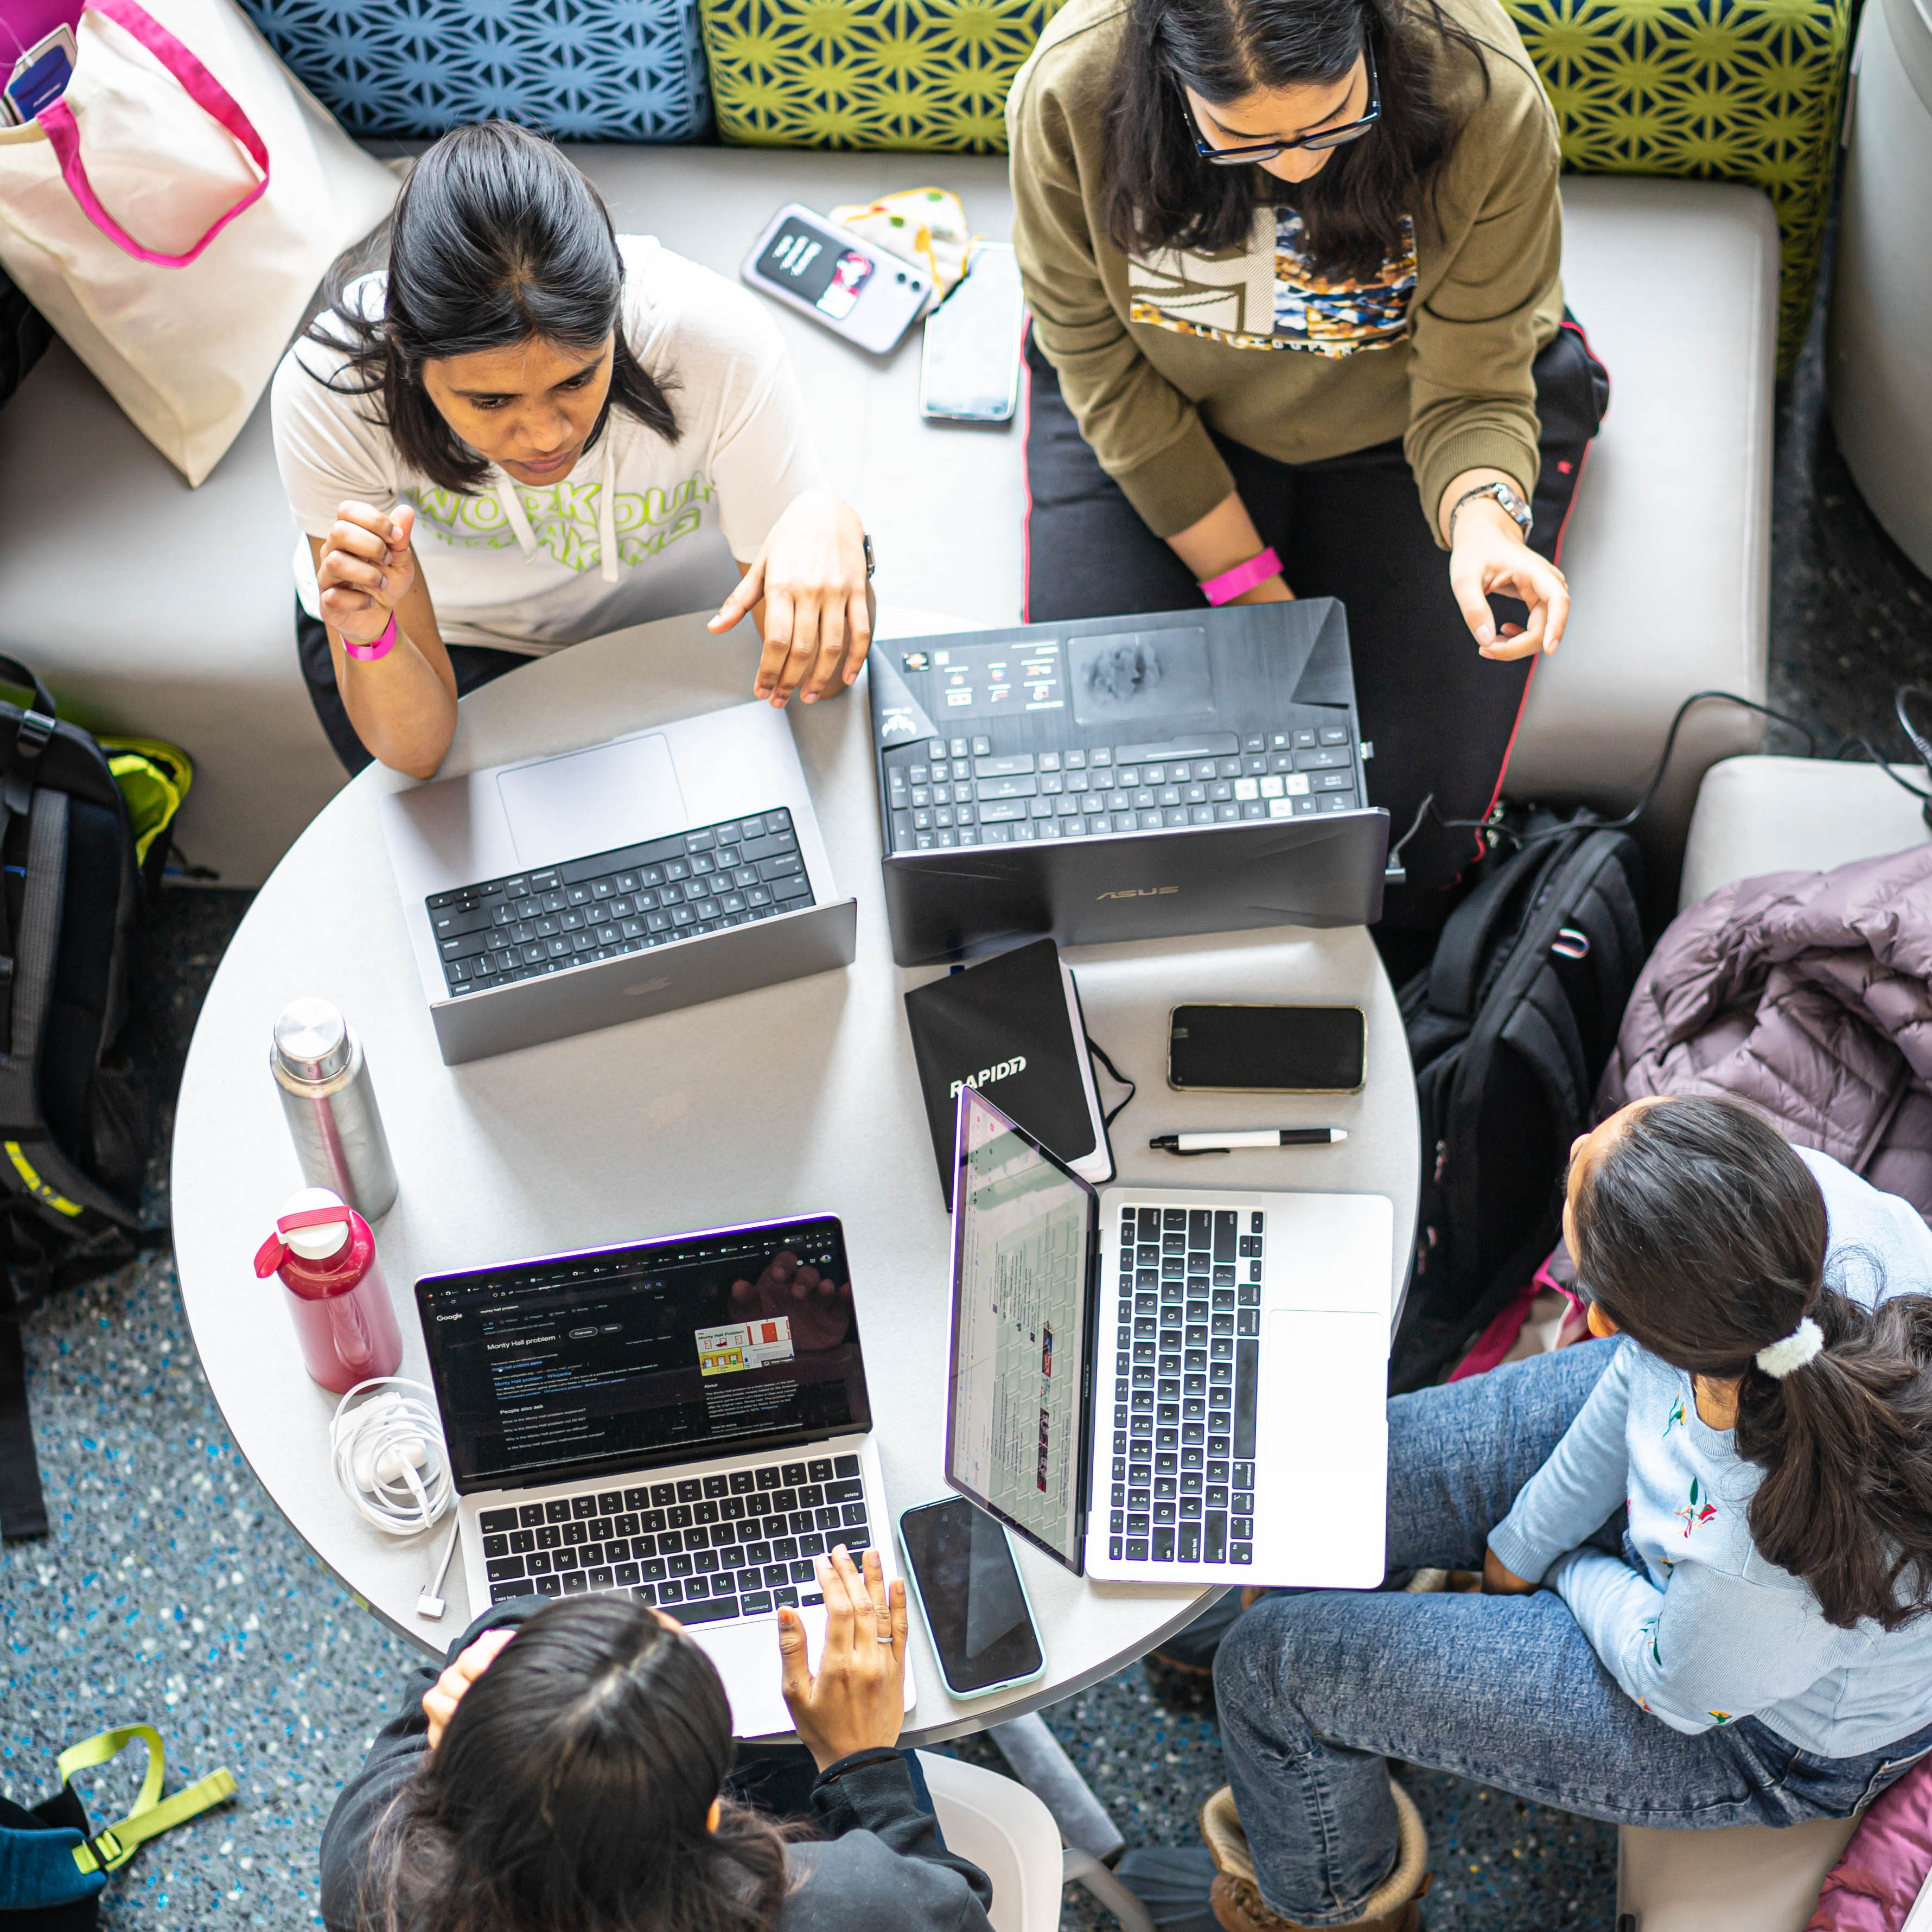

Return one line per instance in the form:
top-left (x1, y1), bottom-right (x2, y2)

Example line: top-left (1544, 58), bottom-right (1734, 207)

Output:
top-left (1675, 1476), bottom-right (1717, 1539)
top-left (1663, 1392), bottom-right (1687, 1438)
top-left (1710, 1711), bottom-right (1733, 1724)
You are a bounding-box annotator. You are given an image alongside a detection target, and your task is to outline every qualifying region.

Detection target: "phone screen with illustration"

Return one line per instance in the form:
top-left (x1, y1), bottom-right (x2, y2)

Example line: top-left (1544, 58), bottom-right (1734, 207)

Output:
top-left (754, 215), bottom-right (877, 320)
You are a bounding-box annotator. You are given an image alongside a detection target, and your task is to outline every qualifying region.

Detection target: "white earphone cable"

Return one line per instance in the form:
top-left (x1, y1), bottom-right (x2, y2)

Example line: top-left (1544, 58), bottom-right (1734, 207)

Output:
top-left (329, 1376), bottom-right (454, 1536)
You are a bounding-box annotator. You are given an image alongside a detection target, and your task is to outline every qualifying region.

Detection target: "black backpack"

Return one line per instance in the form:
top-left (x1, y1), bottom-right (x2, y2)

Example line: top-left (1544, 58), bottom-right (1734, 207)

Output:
top-left (1, 261), bottom-right (52, 412)
top-left (0, 658), bottom-right (165, 1541)
top-left (1390, 809), bottom-right (1647, 1392)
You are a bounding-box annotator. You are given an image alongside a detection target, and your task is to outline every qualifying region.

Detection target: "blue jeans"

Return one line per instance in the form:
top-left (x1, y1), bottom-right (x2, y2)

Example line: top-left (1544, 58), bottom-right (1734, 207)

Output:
top-left (1214, 1340), bottom-right (1932, 1927)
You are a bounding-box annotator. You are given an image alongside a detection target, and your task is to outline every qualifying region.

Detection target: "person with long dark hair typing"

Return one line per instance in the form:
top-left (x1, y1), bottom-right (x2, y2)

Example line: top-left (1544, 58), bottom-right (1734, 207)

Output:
top-left (1008, 0), bottom-right (1608, 939)
top-left (1191, 1096), bottom-right (1932, 1931)
top-left (321, 1547), bottom-right (994, 1932)
top-left (272, 122), bottom-right (873, 780)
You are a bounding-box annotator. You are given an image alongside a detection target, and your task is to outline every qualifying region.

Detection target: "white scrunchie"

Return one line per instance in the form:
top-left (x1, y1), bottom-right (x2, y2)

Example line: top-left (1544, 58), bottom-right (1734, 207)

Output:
top-left (1755, 1317), bottom-right (1825, 1379)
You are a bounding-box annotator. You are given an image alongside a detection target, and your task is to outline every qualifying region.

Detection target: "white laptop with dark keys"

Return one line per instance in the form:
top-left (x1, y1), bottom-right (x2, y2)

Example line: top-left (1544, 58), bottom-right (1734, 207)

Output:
top-left (944, 1086), bottom-right (1391, 1588)
top-left (379, 702), bottom-right (857, 1065)
top-left (418, 1214), bottom-right (913, 1739)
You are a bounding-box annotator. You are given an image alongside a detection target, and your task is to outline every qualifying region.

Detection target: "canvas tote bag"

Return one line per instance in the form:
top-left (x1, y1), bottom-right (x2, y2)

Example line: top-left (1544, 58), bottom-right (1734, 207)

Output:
top-left (0, 0), bottom-right (397, 482)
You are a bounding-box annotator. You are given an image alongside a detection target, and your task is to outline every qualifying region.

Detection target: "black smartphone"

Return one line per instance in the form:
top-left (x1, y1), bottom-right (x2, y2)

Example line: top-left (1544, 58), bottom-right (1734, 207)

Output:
top-left (897, 1495), bottom-right (1045, 1698)
top-left (1168, 1003), bottom-right (1367, 1093)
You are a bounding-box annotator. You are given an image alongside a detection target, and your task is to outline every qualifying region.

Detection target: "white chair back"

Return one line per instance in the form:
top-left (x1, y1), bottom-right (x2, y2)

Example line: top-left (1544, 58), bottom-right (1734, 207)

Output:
top-left (1616, 1815), bottom-right (1858, 1931)
top-left (917, 1750), bottom-right (1067, 1932)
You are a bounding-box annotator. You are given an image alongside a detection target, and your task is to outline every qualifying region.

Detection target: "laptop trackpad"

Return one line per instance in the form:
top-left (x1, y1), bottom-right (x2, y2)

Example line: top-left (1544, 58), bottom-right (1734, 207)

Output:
top-left (496, 733), bottom-right (688, 870)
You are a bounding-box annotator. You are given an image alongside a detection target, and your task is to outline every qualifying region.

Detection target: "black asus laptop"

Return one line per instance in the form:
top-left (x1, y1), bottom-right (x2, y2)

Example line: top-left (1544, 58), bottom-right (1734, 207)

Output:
top-left (866, 601), bottom-right (1388, 966)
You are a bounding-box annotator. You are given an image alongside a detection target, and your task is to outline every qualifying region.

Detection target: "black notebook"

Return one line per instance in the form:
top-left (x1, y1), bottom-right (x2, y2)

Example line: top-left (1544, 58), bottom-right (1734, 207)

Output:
top-left (903, 938), bottom-right (1115, 1208)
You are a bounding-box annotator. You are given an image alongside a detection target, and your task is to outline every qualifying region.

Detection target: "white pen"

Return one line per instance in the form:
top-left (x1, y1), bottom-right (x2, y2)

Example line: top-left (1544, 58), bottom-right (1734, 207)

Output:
top-left (1149, 1128), bottom-right (1349, 1153)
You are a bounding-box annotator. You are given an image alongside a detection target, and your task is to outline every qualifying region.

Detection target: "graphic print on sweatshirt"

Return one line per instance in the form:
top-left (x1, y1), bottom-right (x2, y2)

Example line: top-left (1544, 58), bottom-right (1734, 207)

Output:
top-left (1126, 205), bottom-right (1417, 357)
top-left (406, 473), bottom-right (715, 572)
top-left (1674, 1475), bottom-right (1718, 1539)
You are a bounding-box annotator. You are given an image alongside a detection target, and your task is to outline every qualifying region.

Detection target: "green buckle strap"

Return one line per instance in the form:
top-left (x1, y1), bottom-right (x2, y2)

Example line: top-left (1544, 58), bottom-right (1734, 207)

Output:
top-left (57, 1725), bottom-right (236, 1878)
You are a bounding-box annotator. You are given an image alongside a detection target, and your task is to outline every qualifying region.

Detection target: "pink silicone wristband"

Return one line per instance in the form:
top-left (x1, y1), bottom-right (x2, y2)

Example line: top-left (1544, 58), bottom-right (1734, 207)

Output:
top-left (1198, 547), bottom-right (1283, 607)
top-left (1190, 545), bottom-right (1283, 603)
top-left (342, 613), bottom-right (397, 662)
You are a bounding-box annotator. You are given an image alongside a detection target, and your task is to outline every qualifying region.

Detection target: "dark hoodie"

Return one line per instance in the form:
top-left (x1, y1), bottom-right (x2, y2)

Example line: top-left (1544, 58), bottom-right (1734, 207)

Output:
top-left (318, 1601), bottom-right (996, 1932)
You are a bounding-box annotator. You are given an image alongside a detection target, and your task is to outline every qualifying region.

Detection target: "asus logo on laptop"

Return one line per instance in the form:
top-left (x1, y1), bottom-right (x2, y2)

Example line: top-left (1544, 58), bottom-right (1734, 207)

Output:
top-left (1096, 885), bottom-right (1179, 900)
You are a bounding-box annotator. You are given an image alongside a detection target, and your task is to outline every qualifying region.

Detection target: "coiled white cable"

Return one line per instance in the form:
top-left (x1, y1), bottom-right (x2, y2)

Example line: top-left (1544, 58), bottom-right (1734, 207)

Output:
top-left (329, 1376), bottom-right (453, 1535)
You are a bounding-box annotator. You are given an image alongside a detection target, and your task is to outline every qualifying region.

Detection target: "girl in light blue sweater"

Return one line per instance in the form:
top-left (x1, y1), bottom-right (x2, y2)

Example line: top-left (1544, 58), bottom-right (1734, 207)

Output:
top-left (1195, 1095), bottom-right (1932, 1932)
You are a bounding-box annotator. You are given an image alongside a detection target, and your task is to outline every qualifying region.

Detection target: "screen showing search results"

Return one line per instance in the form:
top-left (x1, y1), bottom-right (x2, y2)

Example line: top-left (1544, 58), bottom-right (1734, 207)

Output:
top-left (420, 1217), bottom-right (868, 1489)
top-left (947, 1089), bottom-right (1092, 1570)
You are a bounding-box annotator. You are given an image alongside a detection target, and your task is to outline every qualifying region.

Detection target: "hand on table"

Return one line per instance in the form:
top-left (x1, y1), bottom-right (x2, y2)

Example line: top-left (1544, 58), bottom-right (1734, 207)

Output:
top-left (778, 1545), bottom-right (908, 1770)
top-left (1482, 1547), bottom-right (1536, 1596)
top-left (728, 1249), bottom-right (854, 1351)
top-left (422, 1624), bottom-right (516, 1748)
top-left (319, 501), bottom-right (417, 649)
top-left (1448, 497), bottom-right (1569, 661)
top-left (709, 489), bottom-right (873, 707)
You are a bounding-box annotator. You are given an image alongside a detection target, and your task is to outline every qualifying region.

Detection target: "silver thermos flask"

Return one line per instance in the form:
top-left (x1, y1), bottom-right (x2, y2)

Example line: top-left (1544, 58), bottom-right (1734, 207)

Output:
top-left (270, 998), bottom-right (398, 1222)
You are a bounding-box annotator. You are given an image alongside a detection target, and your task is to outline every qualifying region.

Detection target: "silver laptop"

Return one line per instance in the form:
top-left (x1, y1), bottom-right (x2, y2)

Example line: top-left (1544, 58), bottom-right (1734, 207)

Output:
top-left (379, 702), bottom-right (858, 1064)
top-left (417, 1214), bottom-right (913, 1740)
top-left (945, 1086), bottom-right (1391, 1589)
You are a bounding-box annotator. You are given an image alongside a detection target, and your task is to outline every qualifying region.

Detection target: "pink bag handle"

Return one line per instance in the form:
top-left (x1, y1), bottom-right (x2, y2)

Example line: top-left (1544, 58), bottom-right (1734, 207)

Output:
top-left (35, 0), bottom-right (268, 269)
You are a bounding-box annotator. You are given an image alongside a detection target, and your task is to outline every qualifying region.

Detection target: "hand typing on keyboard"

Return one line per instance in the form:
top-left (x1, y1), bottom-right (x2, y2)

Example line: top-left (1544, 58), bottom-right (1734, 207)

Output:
top-left (778, 1545), bottom-right (909, 1770)
top-left (728, 1250), bottom-right (855, 1350)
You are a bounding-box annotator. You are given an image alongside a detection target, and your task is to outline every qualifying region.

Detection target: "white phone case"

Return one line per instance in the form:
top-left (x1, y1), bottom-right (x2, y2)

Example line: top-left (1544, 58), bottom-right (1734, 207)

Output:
top-left (741, 203), bottom-right (929, 355)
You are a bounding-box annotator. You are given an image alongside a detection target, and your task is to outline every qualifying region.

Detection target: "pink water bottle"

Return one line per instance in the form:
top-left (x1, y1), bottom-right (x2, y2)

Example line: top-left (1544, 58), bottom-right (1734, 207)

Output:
top-left (252, 1187), bottom-right (402, 1394)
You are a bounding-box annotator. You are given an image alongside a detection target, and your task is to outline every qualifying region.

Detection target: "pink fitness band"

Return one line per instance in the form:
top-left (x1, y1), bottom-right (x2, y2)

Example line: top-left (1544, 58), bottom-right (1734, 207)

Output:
top-left (342, 612), bottom-right (397, 662)
top-left (1198, 547), bottom-right (1282, 607)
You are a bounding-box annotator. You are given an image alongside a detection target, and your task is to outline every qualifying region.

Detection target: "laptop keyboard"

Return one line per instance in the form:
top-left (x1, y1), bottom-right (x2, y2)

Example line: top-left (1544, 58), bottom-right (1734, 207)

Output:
top-left (426, 810), bottom-right (815, 998)
top-left (1107, 1206), bottom-right (1263, 1568)
top-left (479, 1452), bottom-right (869, 1623)
top-left (883, 731), bottom-right (1359, 853)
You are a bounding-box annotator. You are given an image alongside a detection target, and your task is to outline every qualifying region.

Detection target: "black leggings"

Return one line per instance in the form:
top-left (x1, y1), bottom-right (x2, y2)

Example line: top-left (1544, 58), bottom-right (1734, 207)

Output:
top-left (1022, 320), bottom-right (1608, 934)
top-left (295, 600), bottom-right (529, 776)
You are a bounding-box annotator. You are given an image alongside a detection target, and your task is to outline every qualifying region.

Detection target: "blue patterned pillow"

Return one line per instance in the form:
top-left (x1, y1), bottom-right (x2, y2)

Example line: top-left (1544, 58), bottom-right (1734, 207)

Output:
top-left (238, 0), bottom-right (713, 142)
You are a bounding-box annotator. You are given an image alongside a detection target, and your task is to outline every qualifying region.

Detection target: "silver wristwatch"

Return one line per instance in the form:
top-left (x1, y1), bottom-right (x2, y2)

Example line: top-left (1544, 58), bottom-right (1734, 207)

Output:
top-left (1450, 479), bottom-right (1533, 542)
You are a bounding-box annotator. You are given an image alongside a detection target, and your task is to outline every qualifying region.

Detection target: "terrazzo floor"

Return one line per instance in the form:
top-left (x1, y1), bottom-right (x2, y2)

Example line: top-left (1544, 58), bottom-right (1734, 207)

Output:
top-left (7, 234), bottom-right (1932, 1931)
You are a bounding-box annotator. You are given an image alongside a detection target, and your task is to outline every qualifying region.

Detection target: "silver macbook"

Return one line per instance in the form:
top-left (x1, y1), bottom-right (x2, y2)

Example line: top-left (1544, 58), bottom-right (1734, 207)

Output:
top-left (945, 1086), bottom-right (1391, 1589)
top-left (418, 1214), bottom-right (913, 1740)
top-left (379, 702), bottom-right (858, 1064)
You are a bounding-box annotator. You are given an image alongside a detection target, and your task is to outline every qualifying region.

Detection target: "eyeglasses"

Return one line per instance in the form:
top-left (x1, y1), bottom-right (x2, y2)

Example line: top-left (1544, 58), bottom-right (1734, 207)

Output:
top-left (1179, 47), bottom-right (1381, 165)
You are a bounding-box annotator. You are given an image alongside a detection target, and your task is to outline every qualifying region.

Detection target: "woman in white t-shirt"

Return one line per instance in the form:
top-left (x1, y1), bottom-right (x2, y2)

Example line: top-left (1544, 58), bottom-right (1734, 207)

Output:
top-left (271, 122), bottom-right (872, 778)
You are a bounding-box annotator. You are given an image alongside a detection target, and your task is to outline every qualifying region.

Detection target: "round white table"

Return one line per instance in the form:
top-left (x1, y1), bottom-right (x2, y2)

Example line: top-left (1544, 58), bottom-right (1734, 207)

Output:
top-left (171, 608), bottom-right (1419, 1743)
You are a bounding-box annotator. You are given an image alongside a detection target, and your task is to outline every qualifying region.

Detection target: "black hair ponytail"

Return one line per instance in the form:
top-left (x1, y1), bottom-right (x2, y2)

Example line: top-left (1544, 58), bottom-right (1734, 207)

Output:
top-left (307, 120), bottom-right (678, 493)
top-left (1572, 1095), bottom-right (1932, 1631)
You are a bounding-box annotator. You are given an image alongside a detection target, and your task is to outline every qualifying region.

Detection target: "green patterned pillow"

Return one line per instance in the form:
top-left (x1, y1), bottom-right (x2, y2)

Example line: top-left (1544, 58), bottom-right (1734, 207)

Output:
top-left (1503, 0), bottom-right (1852, 369)
top-left (698, 0), bottom-right (1066, 151)
top-left (698, 0), bottom-right (1845, 366)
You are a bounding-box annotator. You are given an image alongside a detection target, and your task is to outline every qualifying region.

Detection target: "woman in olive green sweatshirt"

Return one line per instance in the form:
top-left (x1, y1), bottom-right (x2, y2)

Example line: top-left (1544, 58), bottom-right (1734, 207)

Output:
top-left (1009, 0), bottom-right (1605, 945)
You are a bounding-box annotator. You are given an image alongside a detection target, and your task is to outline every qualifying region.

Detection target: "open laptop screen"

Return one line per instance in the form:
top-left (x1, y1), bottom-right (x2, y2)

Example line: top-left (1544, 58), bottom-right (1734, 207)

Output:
top-left (419, 1216), bottom-right (869, 1493)
top-left (945, 1087), bottom-right (1096, 1572)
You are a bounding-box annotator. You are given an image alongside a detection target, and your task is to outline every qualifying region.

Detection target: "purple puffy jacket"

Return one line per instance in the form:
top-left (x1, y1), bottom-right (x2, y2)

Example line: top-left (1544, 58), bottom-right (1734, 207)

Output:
top-left (1597, 844), bottom-right (1932, 1222)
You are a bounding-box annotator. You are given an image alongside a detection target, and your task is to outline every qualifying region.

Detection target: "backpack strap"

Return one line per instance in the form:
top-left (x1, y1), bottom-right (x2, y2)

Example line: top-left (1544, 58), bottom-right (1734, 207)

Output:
top-left (59, 1727), bottom-right (235, 1877)
top-left (0, 792), bottom-right (141, 1231)
top-left (1, 787), bottom-right (65, 1072)
top-left (0, 1289), bottom-right (46, 1539)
